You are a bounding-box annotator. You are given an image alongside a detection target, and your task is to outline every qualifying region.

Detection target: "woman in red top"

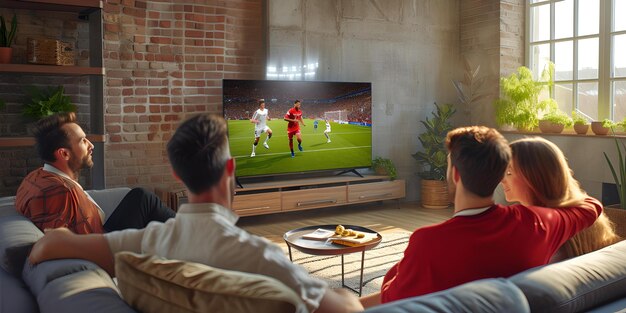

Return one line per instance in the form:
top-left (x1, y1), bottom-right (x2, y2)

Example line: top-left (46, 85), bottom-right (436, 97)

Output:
top-left (503, 137), bottom-right (620, 261)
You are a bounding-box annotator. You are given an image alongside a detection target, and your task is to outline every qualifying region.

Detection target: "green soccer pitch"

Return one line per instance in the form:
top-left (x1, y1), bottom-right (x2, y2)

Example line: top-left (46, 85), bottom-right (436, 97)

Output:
top-left (227, 119), bottom-right (372, 177)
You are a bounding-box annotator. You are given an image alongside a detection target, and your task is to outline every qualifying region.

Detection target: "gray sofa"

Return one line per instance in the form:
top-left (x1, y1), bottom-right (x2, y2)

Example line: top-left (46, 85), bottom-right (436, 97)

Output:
top-left (2, 190), bottom-right (626, 313)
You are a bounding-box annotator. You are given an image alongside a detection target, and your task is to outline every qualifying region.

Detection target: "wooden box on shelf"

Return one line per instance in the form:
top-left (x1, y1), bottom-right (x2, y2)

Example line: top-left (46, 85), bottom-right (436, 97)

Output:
top-left (155, 188), bottom-right (187, 212)
top-left (27, 38), bottom-right (75, 66)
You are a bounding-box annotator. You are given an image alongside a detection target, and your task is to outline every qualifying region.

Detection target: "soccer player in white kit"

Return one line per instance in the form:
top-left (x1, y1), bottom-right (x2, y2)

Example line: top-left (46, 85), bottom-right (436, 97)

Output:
top-left (250, 99), bottom-right (272, 157)
top-left (324, 119), bottom-right (331, 143)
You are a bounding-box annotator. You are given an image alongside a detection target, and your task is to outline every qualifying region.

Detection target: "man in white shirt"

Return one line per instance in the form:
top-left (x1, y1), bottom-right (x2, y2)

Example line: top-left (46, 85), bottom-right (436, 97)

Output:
top-left (250, 99), bottom-right (272, 157)
top-left (29, 114), bottom-right (364, 313)
top-left (324, 119), bottom-right (332, 143)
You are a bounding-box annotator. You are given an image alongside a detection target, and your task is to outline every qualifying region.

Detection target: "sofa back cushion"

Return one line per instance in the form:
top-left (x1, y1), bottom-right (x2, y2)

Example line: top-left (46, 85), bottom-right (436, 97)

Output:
top-left (509, 240), bottom-right (626, 313)
top-left (363, 278), bottom-right (530, 313)
top-left (22, 259), bottom-right (136, 313)
top-left (115, 252), bottom-right (304, 313)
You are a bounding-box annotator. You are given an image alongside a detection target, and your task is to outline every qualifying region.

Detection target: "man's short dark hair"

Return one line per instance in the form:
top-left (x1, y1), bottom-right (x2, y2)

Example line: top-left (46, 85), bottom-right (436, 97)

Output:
top-left (445, 126), bottom-right (511, 197)
top-left (259, 99), bottom-right (265, 105)
top-left (167, 114), bottom-right (230, 194)
top-left (294, 100), bottom-right (301, 104)
top-left (33, 112), bottom-right (77, 163)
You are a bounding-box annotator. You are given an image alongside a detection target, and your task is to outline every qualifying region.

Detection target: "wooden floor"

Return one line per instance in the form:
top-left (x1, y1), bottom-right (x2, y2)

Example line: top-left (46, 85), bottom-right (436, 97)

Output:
top-left (238, 201), bottom-right (453, 244)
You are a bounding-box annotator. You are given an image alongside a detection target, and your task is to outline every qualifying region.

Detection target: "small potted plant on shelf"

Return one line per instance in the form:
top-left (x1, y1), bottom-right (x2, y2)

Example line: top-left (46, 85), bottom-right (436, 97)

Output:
top-left (572, 111), bottom-right (590, 135)
top-left (371, 157), bottom-right (397, 180)
top-left (538, 110), bottom-right (572, 134)
top-left (0, 14), bottom-right (17, 64)
top-left (22, 85), bottom-right (76, 121)
top-left (591, 119), bottom-right (614, 136)
top-left (414, 102), bottom-right (456, 209)
top-left (494, 63), bottom-right (556, 132)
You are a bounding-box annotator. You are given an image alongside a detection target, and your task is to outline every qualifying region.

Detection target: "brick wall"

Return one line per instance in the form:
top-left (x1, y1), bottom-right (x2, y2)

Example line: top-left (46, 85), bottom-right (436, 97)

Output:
top-left (102, 0), bottom-right (265, 190)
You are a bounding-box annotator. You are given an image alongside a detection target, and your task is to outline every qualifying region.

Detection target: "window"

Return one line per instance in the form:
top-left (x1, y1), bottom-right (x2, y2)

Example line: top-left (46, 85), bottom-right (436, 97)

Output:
top-left (527, 0), bottom-right (626, 121)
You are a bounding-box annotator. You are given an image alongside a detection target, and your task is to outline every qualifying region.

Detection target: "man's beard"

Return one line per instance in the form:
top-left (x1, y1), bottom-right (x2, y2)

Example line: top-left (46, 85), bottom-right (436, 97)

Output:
top-left (69, 152), bottom-right (93, 175)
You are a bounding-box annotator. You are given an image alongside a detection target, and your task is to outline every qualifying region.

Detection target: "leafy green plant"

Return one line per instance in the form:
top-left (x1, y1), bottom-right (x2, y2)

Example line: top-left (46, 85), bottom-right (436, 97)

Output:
top-left (541, 110), bottom-right (573, 127)
top-left (372, 157), bottom-right (397, 180)
top-left (0, 14), bottom-right (17, 48)
top-left (413, 102), bottom-right (456, 181)
top-left (604, 138), bottom-right (626, 210)
top-left (571, 110), bottom-right (589, 125)
top-left (602, 118), bottom-right (617, 129)
top-left (22, 86), bottom-right (76, 120)
top-left (494, 63), bottom-right (557, 131)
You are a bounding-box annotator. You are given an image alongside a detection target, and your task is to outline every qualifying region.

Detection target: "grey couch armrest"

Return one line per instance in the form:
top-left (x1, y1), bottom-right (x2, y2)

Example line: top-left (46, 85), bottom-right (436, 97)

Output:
top-left (510, 240), bottom-right (626, 313)
top-left (364, 278), bottom-right (530, 313)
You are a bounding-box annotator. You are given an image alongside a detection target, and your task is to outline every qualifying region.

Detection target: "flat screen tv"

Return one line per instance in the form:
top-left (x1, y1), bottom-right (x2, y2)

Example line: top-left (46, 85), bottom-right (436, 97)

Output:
top-left (223, 79), bottom-right (372, 178)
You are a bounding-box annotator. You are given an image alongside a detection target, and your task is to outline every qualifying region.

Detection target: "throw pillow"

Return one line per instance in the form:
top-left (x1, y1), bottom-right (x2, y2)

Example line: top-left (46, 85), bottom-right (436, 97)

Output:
top-left (114, 252), bottom-right (304, 313)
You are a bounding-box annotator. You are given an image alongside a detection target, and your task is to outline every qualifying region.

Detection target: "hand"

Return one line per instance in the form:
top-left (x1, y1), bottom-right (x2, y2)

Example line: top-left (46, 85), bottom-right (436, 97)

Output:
top-left (29, 227), bottom-right (73, 264)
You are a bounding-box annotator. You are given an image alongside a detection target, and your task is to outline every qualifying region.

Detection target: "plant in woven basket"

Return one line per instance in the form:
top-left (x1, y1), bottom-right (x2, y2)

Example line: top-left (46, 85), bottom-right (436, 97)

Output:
top-left (22, 86), bottom-right (76, 120)
top-left (372, 157), bottom-right (397, 180)
top-left (0, 14), bottom-right (17, 47)
top-left (413, 102), bottom-right (456, 181)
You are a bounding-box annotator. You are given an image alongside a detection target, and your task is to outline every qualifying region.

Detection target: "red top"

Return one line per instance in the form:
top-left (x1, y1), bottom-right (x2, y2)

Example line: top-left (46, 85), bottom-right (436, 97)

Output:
top-left (285, 107), bottom-right (303, 132)
top-left (15, 168), bottom-right (105, 234)
top-left (380, 198), bottom-right (602, 303)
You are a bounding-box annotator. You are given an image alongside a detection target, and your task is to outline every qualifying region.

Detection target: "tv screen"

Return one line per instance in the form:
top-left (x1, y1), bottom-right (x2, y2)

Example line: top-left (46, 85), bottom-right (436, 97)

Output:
top-left (223, 79), bottom-right (372, 178)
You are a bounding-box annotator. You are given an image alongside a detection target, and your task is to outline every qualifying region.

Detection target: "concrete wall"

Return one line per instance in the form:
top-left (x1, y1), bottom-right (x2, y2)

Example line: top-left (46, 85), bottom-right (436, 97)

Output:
top-left (268, 0), bottom-right (461, 201)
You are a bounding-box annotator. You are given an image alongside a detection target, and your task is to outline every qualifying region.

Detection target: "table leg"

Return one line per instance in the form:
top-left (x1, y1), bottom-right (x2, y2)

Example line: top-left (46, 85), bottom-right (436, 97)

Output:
top-left (341, 254), bottom-right (345, 287)
top-left (358, 250), bottom-right (365, 296)
top-left (287, 245), bottom-right (293, 261)
top-left (340, 251), bottom-right (366, 297)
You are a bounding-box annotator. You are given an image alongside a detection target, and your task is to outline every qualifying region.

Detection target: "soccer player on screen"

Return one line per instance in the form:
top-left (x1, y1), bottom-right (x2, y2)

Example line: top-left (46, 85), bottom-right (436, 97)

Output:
top-left (250, 99), bottom-right (272, 157)
top-left (284, 99), bottom-right (306, 158)
top-left (324, 119), bottom-right (331, 143)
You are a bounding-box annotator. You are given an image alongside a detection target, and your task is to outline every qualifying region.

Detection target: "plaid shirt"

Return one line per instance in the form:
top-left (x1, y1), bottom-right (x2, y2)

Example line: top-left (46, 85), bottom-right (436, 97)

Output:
top-left (15, 167), bottom-right (105, 234)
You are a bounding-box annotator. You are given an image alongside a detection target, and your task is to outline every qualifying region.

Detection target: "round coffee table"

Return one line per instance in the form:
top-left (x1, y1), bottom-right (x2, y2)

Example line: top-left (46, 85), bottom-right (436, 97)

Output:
top-left (283, 224), bottom-right (382, 296)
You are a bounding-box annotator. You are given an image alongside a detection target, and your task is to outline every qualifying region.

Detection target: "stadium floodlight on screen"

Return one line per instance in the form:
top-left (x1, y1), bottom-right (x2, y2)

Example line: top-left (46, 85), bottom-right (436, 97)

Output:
top-left (222, 79), bottom-right (372, 178)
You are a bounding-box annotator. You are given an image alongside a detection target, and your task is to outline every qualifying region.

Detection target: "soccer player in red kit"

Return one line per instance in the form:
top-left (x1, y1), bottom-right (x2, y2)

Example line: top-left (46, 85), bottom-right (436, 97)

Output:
top-left (284, 100), bottom-right (306, 157)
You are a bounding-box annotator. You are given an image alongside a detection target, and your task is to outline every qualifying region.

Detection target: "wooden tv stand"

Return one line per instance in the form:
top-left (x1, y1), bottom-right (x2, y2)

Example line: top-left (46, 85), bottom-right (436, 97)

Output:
top-left (232, 175), bottom-right (405, 216)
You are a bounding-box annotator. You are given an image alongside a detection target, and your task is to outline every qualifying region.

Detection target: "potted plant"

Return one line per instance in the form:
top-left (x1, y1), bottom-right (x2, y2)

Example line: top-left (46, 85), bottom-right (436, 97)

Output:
top-left (591, 119), bottom-right (614, 136)
top-left (413, 102), bottom-right (456, 209)
top-left (0, 14), bottom-right (17, 64)
top-left (22, 85), bottom-right (76, 120)
top-left (603, 138), bottom-right (626, 238)
top-left (371, 157), bottom-right (397, 180)
top-left (538, 110), bottom-right (573, 134)
top-left (494, 63), bottom-right (556, 131)
top-left (572, 111), bottom-right (590, 135)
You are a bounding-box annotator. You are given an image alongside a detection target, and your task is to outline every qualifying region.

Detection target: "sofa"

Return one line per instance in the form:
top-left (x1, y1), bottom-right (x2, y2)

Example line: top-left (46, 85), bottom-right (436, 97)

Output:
top-left (2, 189), bottom-right (626, 313)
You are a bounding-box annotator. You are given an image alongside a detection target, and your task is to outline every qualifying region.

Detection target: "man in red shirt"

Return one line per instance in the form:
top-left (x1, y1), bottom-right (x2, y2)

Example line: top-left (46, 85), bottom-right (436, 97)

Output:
top-left (284, 99), bottom-right (306, 158)
top-left (360, 126), bottom-right (602, 307)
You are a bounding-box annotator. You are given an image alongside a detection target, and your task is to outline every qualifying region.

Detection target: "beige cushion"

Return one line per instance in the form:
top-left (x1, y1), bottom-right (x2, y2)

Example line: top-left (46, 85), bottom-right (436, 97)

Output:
top-left (114, 252), bottom-right (303, 313)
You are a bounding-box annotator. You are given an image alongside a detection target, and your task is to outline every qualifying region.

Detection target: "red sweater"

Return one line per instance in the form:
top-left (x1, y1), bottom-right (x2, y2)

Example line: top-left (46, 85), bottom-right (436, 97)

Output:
top-left (380, 198), bottom-right (602, 303)
top-left (15, 168), bottom-right (105, 234)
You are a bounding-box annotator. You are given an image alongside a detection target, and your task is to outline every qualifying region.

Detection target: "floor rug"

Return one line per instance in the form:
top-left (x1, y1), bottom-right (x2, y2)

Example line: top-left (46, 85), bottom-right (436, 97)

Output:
top-left (279, 232), bottom-right (410, 296)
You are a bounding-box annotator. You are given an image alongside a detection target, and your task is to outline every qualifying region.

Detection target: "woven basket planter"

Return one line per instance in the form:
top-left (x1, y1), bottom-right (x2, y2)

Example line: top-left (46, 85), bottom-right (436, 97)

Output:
top-left (421, 180), bottom-right (450, 209)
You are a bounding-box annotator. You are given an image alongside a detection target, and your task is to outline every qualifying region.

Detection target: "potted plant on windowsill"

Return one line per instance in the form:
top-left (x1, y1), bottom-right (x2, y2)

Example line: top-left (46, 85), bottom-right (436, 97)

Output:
top-left (371, 157), bottom-right (397, 180)
top-left (413, 102), bottom-right (456, 209)
top-left (592, 119), bottom-right (614, 136)
top-left (494, 63), bottom-right (556, 132)
top-left (0, 14), bottom-right (17, 64)
top-left (538, 109), bottom-right (572, 134)
top-left (572, 111), bottom-right (590, 135)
